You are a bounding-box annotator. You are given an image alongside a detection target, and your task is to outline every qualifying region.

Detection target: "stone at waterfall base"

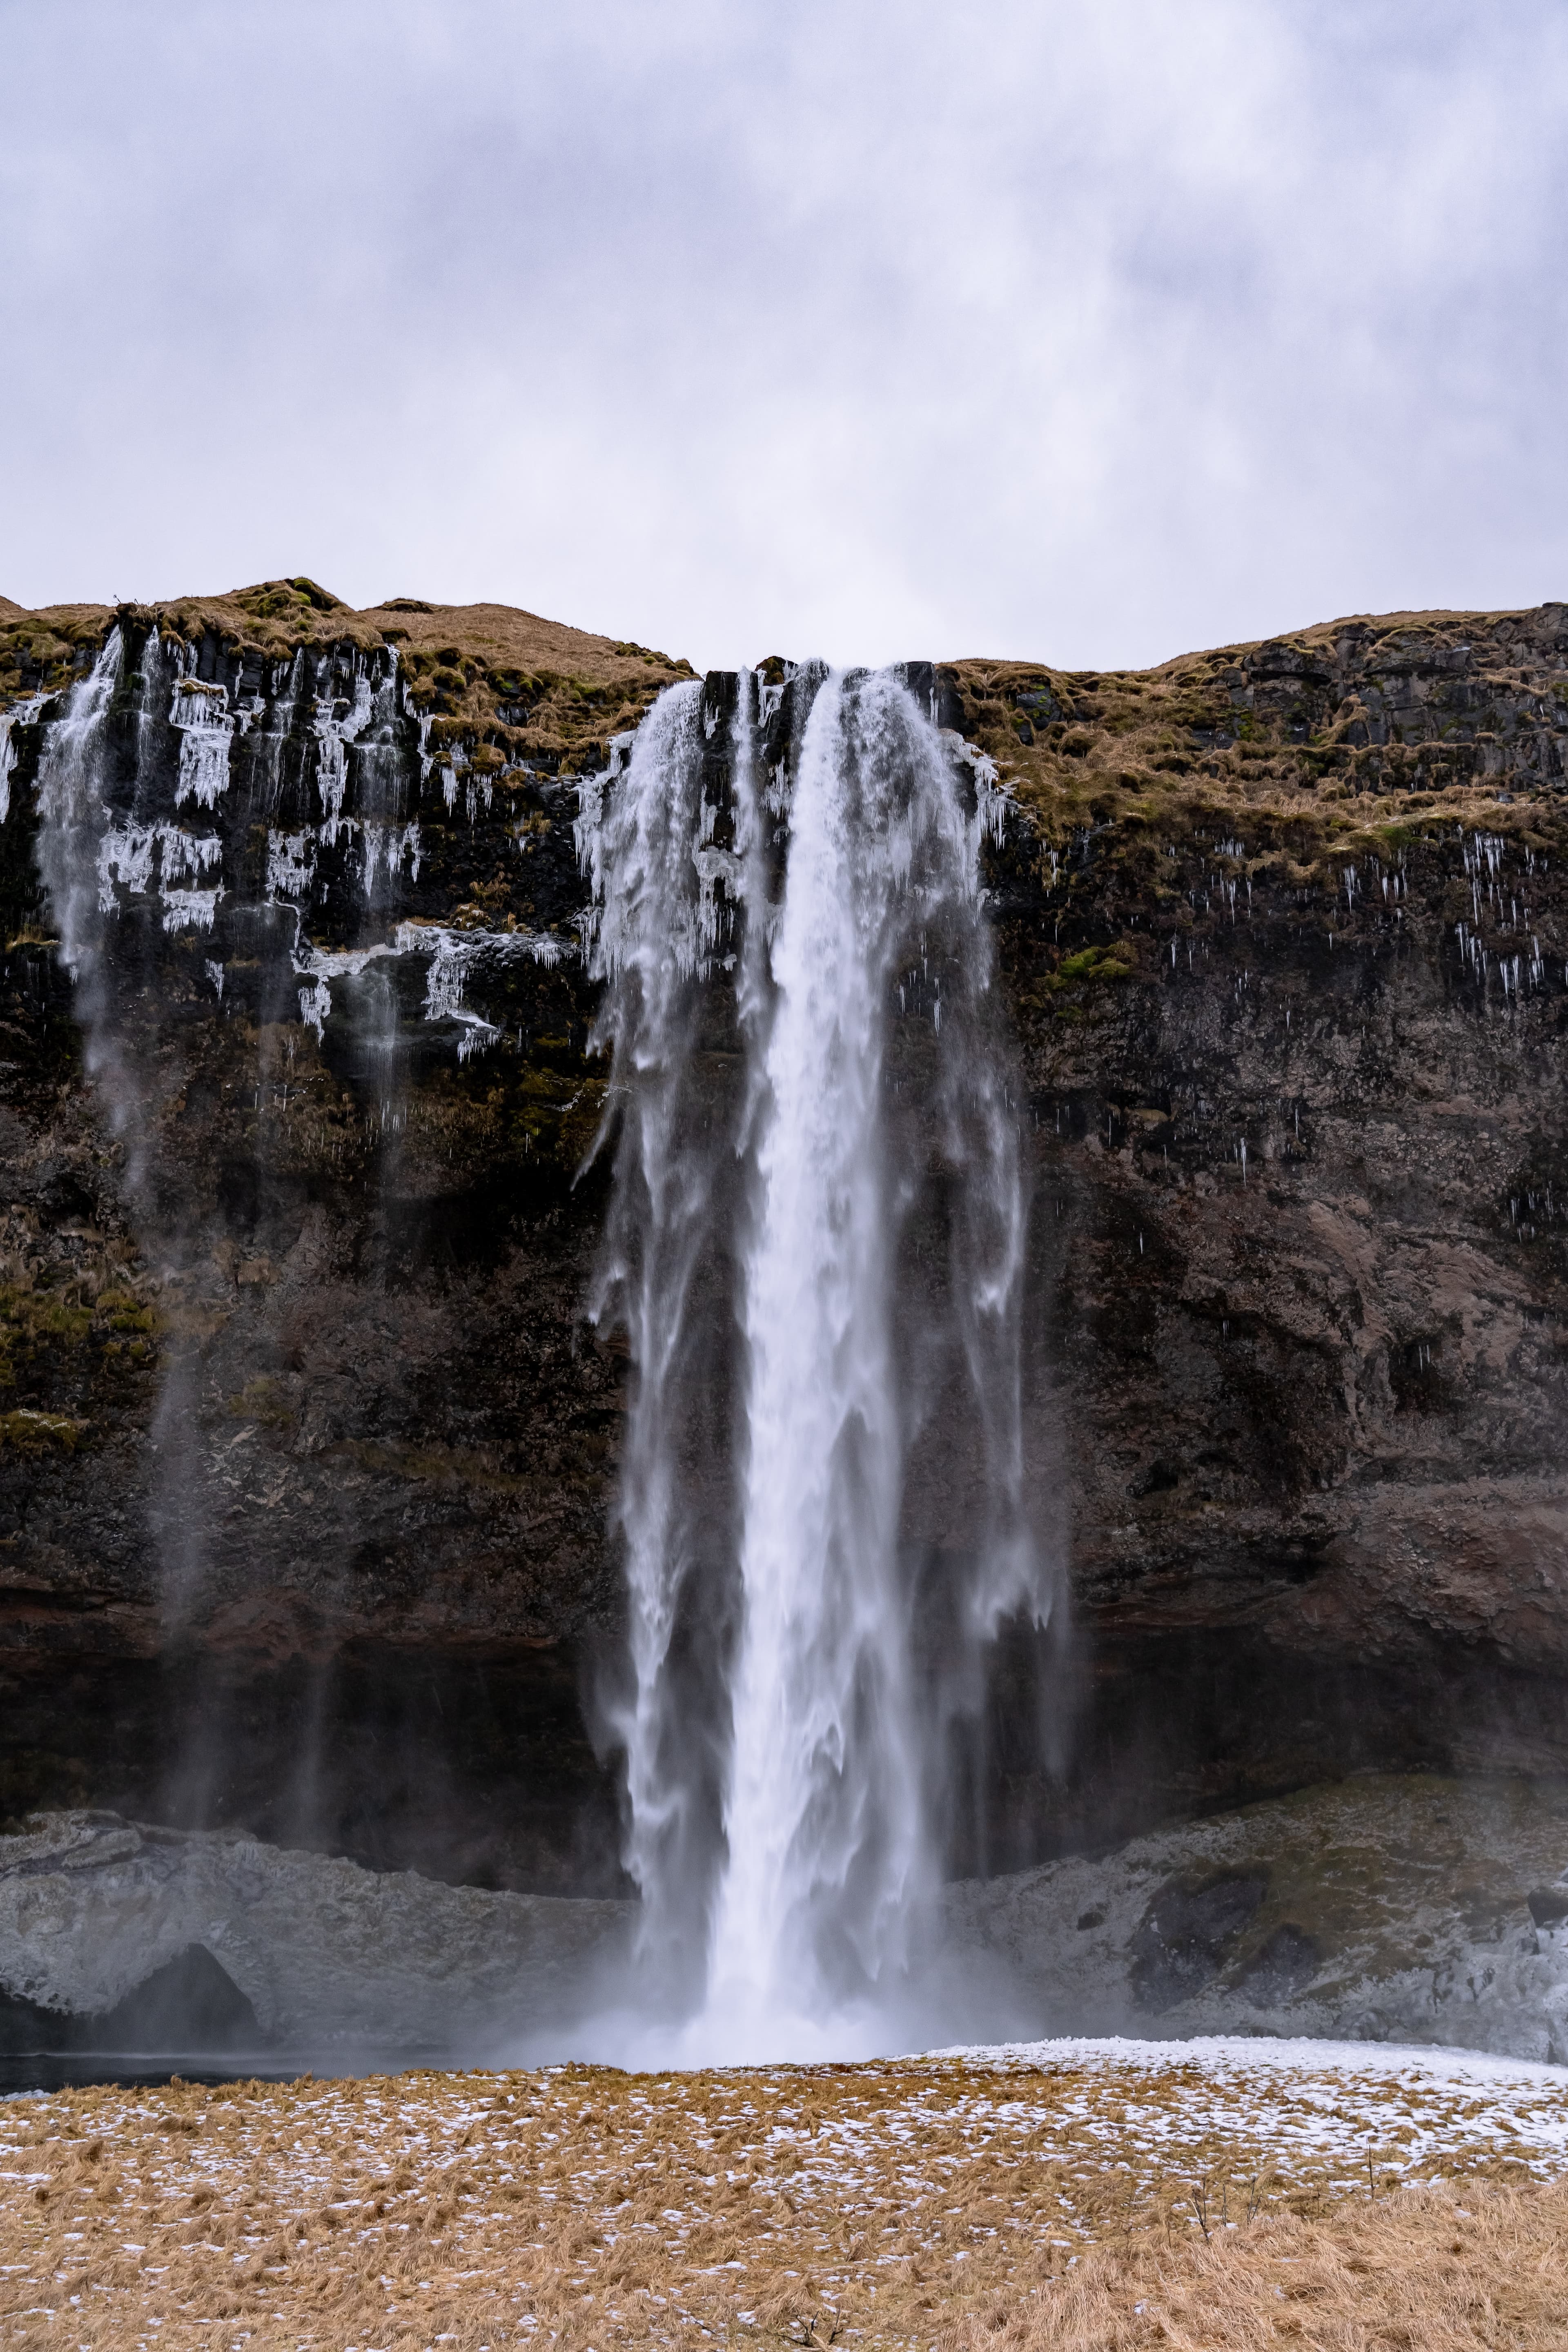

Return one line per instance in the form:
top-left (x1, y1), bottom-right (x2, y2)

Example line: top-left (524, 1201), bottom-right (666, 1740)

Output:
top-left (0, 1810), bottom-right (630, 2054)
top-left (3, 1775), bottom-right (1568, 2062)
top-left (944, 1773), bottom-right (1568, 2065)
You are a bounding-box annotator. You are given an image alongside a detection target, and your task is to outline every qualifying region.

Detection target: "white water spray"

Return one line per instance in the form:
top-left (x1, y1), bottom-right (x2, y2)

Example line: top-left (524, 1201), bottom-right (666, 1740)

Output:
top-left (577, 680), bottom-right (760, 1993)
top-left (579, 666), bottom-right (1048, 2059)
top-left (29, 630), bottom-right (165, 1189)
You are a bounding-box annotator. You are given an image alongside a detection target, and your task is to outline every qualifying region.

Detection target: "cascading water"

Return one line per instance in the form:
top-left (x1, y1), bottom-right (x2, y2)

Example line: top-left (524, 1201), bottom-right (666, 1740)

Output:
top-left (4, 610), bottom-right (1049, 2049)
top-left (576, 677), bottom-right (761, 2000)
top-left (7, 612), bottom-right (585, 1846)
top-left (580, 663), bottom-right (1051, 2058)
top-left (31, 631), bottom-right (141, 1167)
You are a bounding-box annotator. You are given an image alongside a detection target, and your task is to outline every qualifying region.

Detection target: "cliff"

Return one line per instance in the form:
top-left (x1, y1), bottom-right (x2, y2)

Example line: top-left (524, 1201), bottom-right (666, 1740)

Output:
top-left (1, 585), bottom-right (1566, 1892)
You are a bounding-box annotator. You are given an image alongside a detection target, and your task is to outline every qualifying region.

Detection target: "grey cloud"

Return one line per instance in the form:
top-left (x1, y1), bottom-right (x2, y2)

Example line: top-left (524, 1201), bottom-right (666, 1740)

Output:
top-left (1, 0), bottom-right (1564, 668)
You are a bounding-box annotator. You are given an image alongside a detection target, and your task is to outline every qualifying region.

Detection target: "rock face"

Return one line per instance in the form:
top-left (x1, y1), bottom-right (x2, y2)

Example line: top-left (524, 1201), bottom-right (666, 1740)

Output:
top-left (8, 1776), bottom-right (1568, 2067)
top-left (0, 588), bottom-right (682, 1892)
top-left (972, 603), bottom-right (1568, 1852)
top-left (0, 1811), bottom-right (629, 2053)
top-left (944, 1773), bottom-right (1568, 2065)
top-left (1, 587), bottom-right (1568, 1892)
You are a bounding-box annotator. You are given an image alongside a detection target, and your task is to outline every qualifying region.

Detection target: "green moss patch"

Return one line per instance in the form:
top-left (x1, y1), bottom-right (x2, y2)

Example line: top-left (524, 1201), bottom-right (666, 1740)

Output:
top-left (1048, 943), bottom-right (1136, 990)
top-left (0, 1407), bottom-right (89, 1452)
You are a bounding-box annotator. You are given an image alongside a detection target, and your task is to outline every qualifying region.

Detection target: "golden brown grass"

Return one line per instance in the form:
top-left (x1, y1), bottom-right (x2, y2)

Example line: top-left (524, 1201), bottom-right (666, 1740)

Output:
top-left (0, 586), bottom-right (687, 692)
top-left (0, 585), bottom-right (693, 777)
top-left (6, 586), bottom-right (1561, 844)
top-left (2, 2047), bottom-right (1563, 2350)
top-left (947, 2175), bottom-right (1568, 2348)
top-left (948, 601), bottom-right (1568, 872)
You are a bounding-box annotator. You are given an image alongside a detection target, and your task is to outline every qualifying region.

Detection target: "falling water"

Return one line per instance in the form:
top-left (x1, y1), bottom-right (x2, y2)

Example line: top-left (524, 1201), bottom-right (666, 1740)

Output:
top-left (31, 631), bottom-right (140, 1161)
top-left (577, 677), bottom-right (760, 1998)
top-left (11, 616), bottom-right (548, 1834)
top-left (11, 627), bottom-right (1046, 2047)
top-left (580, 664), bottom-right (1048, 2057)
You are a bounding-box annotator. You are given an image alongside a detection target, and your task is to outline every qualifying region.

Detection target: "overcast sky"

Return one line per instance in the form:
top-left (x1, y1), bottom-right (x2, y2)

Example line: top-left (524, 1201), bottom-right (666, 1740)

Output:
top-left (3, 0), bottom-right (1565, 672)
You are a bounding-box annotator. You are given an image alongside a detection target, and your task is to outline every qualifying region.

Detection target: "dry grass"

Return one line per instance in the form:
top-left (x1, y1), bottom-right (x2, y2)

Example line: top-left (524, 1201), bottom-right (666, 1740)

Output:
top-left (7, 586), bottom-right (1563, 831)
top-left (947, 2176), bottom-right (1568, 2348)
top-left (0, 587), bottom-right (686, 692)
top-left (0, 585), bottom-right (693, 775)
top-left (948, 601), bottom-right (1568, 868)
top-left (3, 2046), bottom-right (1565, 2350)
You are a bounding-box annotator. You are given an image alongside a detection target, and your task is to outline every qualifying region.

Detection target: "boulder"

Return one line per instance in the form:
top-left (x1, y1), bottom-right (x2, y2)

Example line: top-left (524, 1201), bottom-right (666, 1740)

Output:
top-left (943, 1773), bottom-right (1568, 2063)
top-left (0, 1810), bottom-right (632, 2053)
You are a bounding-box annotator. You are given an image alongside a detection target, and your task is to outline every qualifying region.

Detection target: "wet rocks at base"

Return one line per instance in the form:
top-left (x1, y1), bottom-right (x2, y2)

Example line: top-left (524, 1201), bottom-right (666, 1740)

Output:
top-left (7, 1774), bottom-right (1568, 2065)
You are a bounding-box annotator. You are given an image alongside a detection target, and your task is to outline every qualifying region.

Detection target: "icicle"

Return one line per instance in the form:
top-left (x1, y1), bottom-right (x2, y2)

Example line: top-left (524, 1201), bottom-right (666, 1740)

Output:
top-left (0, 687), bottom-right (53, 824)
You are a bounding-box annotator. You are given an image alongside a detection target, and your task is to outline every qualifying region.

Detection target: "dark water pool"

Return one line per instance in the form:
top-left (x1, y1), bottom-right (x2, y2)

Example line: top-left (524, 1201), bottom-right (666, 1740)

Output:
top-left (1, 2047), bottom-right (452, 2094)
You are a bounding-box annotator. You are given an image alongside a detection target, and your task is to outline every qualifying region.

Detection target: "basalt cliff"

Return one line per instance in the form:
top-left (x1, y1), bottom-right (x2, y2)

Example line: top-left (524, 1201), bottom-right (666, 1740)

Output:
top-left (2, 581), bottom-right (1566, 1898)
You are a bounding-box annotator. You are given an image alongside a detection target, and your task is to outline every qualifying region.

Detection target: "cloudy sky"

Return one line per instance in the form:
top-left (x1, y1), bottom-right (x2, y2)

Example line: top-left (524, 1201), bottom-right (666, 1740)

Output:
top-left (3, 0), bottom-right (1565, 671)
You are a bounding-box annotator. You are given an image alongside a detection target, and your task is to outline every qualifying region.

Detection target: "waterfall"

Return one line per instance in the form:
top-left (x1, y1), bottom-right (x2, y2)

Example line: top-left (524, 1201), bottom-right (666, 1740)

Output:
top-left (6, 618), bottom-right (1047, 2039)
top-left (31, 628), bottom-right (162, 1190)
top-left (580, 664), bottom-right (1048, 2057)
top-left (7, 614), bottom-right (579, 1842)
top-left (576, 677), bottom-right (760, 1998)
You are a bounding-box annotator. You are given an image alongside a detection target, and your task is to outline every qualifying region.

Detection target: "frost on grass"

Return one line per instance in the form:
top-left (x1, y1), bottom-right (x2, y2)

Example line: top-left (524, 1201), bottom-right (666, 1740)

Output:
top-left (2, 2038), bottom-right (1567, 2348)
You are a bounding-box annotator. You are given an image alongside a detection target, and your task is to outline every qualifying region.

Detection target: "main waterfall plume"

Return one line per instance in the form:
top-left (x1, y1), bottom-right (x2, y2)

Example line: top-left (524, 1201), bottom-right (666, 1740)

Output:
top-left (579, 662), bottom-right (1051, 2056)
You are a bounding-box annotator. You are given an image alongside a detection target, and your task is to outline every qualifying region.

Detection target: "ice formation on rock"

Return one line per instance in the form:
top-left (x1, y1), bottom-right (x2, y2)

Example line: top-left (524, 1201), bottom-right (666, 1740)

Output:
top-left (4, 626), bottom-right (554, 1074)
top-left (0, 688), bottom-right (52, 824)
top-left (169, 675), bottom-right (235, 809)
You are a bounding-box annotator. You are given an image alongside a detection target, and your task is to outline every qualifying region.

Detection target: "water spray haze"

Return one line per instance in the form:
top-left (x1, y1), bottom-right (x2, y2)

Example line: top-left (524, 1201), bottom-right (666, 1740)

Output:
top-left (576, 680), bottom-right (752, 2004)
top-left (579, 663), bottom-right (1053, 2061)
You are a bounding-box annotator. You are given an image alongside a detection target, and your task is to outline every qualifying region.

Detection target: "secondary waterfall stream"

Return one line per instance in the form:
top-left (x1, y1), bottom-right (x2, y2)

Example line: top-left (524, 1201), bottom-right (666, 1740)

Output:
top-left (9, 615), bottom-right (581, 1860)
top-left (580, 664), bottom-right (1050, 2058)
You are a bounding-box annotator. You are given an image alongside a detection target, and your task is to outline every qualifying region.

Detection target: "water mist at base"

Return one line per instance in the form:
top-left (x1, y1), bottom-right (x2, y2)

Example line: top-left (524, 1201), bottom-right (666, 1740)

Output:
top-left (577, 665), bottom-right (1053, 2065)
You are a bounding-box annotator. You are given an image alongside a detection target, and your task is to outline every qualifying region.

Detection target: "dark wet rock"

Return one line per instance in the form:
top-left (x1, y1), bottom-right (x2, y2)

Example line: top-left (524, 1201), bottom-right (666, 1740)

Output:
top-left (1129, 1872), bottom-right (1267, 2009)
top-left (92, 1943), bottom-right (259, 2050)
top-left (0, 1942), bottom-right (258, 2054)
top-left (0, 1984), bottom-right (70, 2054)
top-left (1235, 1922), bottom-right (1321, 2005)
top-left (4, 595), bottom-right (1568, 1888)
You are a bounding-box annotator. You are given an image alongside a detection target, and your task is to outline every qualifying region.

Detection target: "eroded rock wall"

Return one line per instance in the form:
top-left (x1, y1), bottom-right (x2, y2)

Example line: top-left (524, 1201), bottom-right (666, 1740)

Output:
top-left (1, 590), bottom-right (1567, 1891)
top-left (965, 606), bottom-right (1568, 1849)
top-left (0, 595), bottom-right (646, 1890)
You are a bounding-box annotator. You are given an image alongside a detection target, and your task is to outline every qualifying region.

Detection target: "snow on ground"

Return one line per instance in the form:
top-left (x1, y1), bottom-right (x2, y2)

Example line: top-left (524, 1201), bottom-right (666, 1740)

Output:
top-left (2, 2036), bottom-right (1566, 2347)
top-left (939, 2034), bottom-right (1568, 2180)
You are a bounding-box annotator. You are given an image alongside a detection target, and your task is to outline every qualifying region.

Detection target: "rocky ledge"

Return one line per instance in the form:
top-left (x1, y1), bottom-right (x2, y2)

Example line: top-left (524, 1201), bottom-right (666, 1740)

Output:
top-left (948, 1773), bottom-right (1568, 2064)
top-left (0, 1810), bottom-right (628, 2055)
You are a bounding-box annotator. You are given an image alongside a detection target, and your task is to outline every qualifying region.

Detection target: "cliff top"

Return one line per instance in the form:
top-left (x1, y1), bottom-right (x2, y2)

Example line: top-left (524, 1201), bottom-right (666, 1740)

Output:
top-left (4, 586), bottom-right (1565, 841)
top-left (0, 581), bottom-right (697, 773)
top-left (948, 600), bottom-right (1568, 841)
